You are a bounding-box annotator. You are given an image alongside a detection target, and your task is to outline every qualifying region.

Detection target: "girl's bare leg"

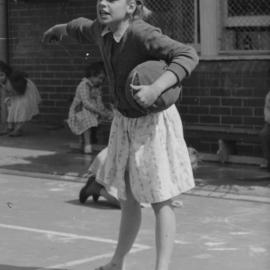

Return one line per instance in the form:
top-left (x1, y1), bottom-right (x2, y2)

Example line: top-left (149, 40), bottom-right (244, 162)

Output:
top-left (96, 174), bottom-right (141, 270)
top-left (83, 129), bottom-right (91, 145)
top-left (83, 129), bottom-right (92, 153)
top-left (152, 200), bottom-right (176, 270)
top-left (7, 122), bottom-right (14, 131)
top-left (99, 188), bottom-right (121, 208)
top-left (9, 122), bottom-right (25, 136)
top-left (78, 134), bottom-right (84, 149)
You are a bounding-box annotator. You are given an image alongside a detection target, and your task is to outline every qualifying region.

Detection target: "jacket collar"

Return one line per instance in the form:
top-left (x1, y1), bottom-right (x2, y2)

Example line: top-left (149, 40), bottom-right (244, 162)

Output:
top-left (101, 23), bottom-right (129, 43)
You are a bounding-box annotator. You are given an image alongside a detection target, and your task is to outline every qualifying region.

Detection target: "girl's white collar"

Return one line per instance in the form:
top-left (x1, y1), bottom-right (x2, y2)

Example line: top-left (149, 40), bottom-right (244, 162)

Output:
top-left (101, 23), bottom-right (129, 43)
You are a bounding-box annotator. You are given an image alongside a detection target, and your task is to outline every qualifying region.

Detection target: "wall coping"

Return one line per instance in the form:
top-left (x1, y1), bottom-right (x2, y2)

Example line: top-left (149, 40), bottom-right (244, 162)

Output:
top-left (200, 54), bottom-right (270, 61)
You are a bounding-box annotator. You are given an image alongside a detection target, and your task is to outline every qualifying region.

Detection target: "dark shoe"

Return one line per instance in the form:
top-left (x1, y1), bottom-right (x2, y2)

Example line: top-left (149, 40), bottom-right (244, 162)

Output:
top-left (8, 130), bottom-right (23, 137)
top-left (0, 128), bottom-right (12, 136)
top-left (79, 176), bottom-right (103, 204)
top-left (0, 130), bottom-right (9, 136)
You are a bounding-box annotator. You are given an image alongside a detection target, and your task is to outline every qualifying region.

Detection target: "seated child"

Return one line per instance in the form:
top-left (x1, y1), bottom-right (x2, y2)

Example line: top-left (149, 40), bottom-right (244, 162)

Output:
top-left (0, 61), bottom-right (12, 130)
top-left (259, 91), bottom-right (270, 170)
top-left (0, 64), bottom-right (41, 136)
top-left (66, 61), bottom-right (112, 154)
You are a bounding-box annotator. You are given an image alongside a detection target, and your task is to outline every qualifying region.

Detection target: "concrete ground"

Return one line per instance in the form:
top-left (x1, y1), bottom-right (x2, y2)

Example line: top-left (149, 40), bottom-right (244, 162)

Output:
top-left (0, 123), bottom-right (269, 202)
top-left (0, 173), bottom-right (270, 270)
top-left (0, 123), bottom-right (270, 270)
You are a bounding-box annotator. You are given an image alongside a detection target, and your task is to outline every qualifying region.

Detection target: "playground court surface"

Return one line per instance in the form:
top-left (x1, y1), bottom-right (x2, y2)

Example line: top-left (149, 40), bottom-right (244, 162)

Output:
top-left (0, 173), bottom-right (269, 270)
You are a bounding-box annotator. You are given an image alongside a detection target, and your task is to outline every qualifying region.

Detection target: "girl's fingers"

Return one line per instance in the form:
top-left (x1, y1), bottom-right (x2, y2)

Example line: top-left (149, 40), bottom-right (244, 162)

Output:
top-left (130, 84), bottom-right (141, 90)
top-left (133, 94), bottom-right (147, 108)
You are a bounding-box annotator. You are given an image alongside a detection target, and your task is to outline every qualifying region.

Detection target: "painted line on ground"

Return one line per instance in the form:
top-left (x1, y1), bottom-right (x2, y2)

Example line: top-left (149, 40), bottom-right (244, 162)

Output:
top-left (37, 247), bottom-right (147, 269)
top-left (0, 223), bottom-right (150, 249)
top-left (37, 252), bottom-right (115, 269)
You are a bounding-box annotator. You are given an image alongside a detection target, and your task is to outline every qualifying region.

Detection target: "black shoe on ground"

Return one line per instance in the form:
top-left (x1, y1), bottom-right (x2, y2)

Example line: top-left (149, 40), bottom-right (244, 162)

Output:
top-left (79, 176), bottom-right (103, 204)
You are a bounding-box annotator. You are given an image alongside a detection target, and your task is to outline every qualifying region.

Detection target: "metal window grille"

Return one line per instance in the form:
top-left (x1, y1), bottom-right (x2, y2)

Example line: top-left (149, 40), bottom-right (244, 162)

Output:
top-left (145, 0), bottom-right (200, 48)
top-left (221, 0), bottom-right (270, 51)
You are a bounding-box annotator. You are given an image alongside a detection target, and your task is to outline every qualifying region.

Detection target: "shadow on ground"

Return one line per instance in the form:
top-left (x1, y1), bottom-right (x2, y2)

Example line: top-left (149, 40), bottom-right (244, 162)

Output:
top-left (0, 265), bottom-right (65, 270)
top-left (0, 150), bottom-right (92, 178)
top-left (0, 124), bottom-right (95, 177)
top-left (1, 123), bottom-right (270, 198)
top-left (194, 162), bottom-right (270, 198)
top-left (67, 199), bottom-right (120, 210)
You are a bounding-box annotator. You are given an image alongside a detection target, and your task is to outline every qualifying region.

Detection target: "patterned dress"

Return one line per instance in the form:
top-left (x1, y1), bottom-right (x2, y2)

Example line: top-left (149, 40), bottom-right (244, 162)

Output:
top-left (67, 78), bottom-right (107, 135)
top-left (95, 106), bottom-right (195, 204)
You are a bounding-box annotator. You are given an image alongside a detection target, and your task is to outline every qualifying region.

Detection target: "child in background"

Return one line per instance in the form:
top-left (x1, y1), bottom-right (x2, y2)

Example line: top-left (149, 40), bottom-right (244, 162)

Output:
top-left (259, 91), bottom-right (270, 171)
top-left (67, 61), bottom-right (112, 154)
top-left (0, 61), bottom-right (13, 131)
top-left (0, 62), bottom-right (41, 137)
top-left (43, 0), bottom-right (199, 270)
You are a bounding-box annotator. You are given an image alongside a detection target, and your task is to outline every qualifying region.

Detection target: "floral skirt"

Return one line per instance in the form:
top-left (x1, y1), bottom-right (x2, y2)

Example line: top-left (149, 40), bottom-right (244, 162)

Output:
top-left (95, 105), bottom-right (195, 203)
top-left (67, 109), bottom-right (98, 135)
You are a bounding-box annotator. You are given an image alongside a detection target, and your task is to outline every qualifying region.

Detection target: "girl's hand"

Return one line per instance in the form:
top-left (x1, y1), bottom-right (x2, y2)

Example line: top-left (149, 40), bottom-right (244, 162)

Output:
top-left (42, 24), bottom-right (67, 44)
top-left (4, 97), bottom-right (11, 106)
top-left (101, 110), bottom-right (113, 121)
top-left (130, 84), bottom-right (161, 108)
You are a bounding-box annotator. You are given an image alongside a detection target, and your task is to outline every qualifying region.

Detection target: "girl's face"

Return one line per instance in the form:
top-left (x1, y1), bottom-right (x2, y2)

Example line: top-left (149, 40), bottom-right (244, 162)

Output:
top-left (4, 79), bottom-right (16, 96)
top-left (96, 0), bottom-right (136, 27)
top-left (0, 71), bottom-right (7, 85)
top-left (90, 72), bottom-right (106, 87)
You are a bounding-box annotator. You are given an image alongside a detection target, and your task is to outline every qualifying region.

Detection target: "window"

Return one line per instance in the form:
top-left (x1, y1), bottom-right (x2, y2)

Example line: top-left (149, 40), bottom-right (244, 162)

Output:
top-left (145, 0), bottom-right (200, 50)
top-left (221, 0), bottom-right (270, 51)
top-left (146, 0), bottom-right (270, 58)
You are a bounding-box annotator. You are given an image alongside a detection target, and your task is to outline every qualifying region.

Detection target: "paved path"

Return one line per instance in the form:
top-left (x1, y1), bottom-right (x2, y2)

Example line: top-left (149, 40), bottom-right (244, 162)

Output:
top-left (1, 173), bottom-right (269, 270)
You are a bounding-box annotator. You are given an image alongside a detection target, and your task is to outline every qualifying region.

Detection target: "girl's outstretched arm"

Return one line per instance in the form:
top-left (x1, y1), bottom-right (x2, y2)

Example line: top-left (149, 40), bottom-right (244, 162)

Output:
top-left (42, 24), bottom-right (68, 43)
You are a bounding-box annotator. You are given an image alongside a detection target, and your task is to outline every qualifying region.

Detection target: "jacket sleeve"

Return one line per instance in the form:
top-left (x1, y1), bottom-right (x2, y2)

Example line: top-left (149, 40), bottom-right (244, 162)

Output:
top-left (133, 21), bottom-right (199, 82)
top-left (66, 17), bottom-right (101, 44)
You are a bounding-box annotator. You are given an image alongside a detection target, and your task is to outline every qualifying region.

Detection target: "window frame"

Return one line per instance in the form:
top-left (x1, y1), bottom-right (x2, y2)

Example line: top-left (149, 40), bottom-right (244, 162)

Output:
top-left (197, 0), bottom-right (270, 59)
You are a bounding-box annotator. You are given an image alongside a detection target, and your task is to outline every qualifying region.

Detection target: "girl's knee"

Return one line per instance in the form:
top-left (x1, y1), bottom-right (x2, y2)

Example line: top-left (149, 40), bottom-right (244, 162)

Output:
top-left (151, 199), bottom-right (174, 213)
top-left (120, 196), bottom-right (140, 211)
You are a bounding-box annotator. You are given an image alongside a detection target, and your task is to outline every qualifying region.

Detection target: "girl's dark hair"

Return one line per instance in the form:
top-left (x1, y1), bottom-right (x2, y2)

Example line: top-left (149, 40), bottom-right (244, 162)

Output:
top-left (132, 0), bottom-right (152, 20)
top-left (0, 60), bottom-right (13, 77)
top-left (9, 70), bottom-right (27, 95)
top-left (85, 61), bottom-right (105, 78)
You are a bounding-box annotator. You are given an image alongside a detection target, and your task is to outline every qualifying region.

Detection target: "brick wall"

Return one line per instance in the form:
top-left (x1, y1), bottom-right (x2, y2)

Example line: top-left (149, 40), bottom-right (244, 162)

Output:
top-left (7, 0), bottom-right (103, 124)
top-left (181, 60), bottom-right (270, 156)
top-left (5, 1), bottom-right (270, 156)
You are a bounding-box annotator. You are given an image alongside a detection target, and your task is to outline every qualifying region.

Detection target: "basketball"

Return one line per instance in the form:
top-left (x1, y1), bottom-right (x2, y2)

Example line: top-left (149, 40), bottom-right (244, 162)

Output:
top-left (125, 60), bottom-right (182, 115)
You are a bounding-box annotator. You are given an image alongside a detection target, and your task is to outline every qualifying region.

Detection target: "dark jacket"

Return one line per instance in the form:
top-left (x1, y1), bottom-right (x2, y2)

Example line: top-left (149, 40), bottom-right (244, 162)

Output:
top-left (67, 18), bottom-right (199, 117)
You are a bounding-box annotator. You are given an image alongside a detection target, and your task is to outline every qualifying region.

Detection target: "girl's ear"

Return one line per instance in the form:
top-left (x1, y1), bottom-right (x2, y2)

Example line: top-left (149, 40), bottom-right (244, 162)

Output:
top-left (127, 0), bottom-right (137, 16)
